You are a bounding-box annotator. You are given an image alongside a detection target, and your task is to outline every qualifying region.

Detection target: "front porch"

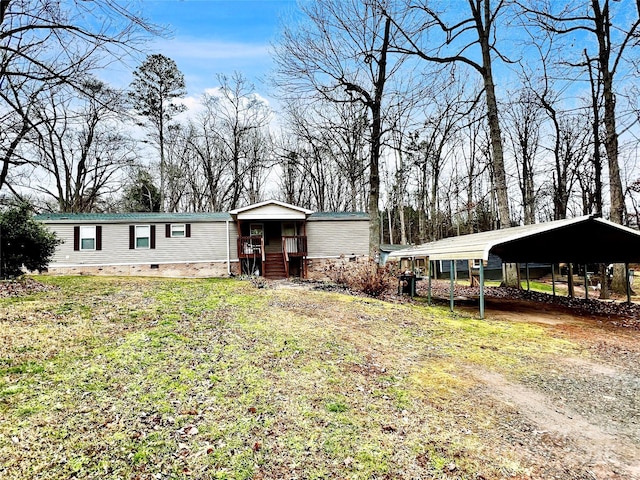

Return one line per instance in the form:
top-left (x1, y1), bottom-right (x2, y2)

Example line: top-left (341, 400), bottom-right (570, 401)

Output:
top-left (237, 233), bottom-right (308, 279)
top-left (230, 201), bottom-right (314, 279)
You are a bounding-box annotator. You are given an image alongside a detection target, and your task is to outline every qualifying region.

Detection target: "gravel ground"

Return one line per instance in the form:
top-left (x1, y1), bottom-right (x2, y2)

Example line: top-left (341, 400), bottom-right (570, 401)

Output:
top-left (414, 279), bottom-right (640, 479)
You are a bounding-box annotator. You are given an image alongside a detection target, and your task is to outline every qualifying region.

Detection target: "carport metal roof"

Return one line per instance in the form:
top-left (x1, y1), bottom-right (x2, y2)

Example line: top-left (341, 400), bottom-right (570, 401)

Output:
top-left (388, 215), bottom-right (640, 319)
top-left (388, 215), bottom-right (640, 264)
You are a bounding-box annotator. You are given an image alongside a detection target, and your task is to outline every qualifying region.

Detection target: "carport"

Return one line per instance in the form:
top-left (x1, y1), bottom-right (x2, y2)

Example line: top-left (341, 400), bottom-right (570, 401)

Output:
top-left (388, 215), bottom-right (640, 318)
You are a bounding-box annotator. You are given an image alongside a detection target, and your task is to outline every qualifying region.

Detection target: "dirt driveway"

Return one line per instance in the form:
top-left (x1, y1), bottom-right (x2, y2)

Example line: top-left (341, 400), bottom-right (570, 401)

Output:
top-left (469, 296), bottom-right (640, 479)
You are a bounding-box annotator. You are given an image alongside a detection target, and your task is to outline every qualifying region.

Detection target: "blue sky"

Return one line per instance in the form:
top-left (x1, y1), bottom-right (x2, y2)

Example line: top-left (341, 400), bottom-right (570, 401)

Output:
top-left (120, 0), bottom-right (299, 100)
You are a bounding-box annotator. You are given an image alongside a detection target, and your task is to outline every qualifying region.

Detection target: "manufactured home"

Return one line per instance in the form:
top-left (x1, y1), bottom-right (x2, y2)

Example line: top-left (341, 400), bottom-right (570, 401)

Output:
top-left (36, 200), bottom-right (370, 279)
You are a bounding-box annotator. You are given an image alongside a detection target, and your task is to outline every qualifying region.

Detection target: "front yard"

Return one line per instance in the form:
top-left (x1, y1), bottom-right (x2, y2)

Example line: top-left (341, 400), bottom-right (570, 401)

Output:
top-left (1, 276), bottom-right (638, 479)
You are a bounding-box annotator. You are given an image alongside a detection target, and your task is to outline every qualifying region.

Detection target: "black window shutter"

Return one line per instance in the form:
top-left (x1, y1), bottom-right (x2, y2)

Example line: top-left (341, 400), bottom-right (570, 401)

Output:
top-left (129, 225), bottom-right (135, 249)
top-left (186, 224), bottom-right (191, 238)
top-left (73, 226), bottom-right (80, 251)
top-left (150, 225), bottom-right (156, 249)
top-left (96, 226), bottom-right (102, 251)
top-left (165, 224), bottom-right (171, 238)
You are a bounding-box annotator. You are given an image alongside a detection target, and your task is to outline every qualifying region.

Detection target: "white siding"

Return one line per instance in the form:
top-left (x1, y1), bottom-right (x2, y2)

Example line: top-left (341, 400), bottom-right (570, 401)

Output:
top-left (47, 221), bottom-right (238, 266)
top-left (306, 220), bottom-right (369, 258)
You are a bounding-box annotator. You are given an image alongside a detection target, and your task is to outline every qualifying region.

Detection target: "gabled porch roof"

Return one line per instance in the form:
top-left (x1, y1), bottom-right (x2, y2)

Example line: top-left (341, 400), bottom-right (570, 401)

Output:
top-left (229, 200), bottom-right (314, 221)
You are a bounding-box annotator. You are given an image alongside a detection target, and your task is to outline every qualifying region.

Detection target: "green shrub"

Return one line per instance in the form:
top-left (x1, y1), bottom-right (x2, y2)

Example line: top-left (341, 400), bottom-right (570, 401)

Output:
top-left (1, 204), bottom-right (61, 278)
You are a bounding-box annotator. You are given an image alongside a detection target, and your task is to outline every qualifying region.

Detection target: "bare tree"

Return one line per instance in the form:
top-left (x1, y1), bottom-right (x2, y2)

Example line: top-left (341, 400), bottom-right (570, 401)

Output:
top-left (386, 0), bottom-right (514, 230)
top-left (386, 77), bottom-right (432, 244)
top-left (278, 102), bottom-right (337, 211)
top-left (171, 72), bottom-right (272, 212)
top-left (0, 0), bottom-right (158, 191)
top-left (504, 89), bottom-right (544, 225)
top-left (522, 0), bottom-right (640, 293)
top-left (522, 0), bottom-right (640, 223)
top-left (409, 82), bottom-right (472, 241)
top-left (275, 145), bottom-right (306, 207)
top-left (200, 72), bottom-right (271, 210)
top-left (318, 101), bottom-right (370, 212)
top-left (274, 0), bottom-right (407, 255)
top-left (454, 106), bottom-right (494, 235)
top-left (16, 80), bottom-right (137, 211)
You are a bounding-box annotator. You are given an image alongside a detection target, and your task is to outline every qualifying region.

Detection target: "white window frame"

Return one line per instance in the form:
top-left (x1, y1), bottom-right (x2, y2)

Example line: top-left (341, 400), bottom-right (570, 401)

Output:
top-left (135, 225), bottom-right (150, 249)
top-left (170, 224), bottom-right (186, 238)
top-left (80, 226), bottom-right (96, 251)
top-left (472, 258), bottom-right (482, 269)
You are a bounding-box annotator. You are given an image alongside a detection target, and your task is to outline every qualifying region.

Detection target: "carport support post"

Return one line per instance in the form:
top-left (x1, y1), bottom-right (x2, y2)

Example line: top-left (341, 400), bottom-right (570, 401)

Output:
top-left (450, 260), bottom-right (455, 312)
top-left (584, 266), bottom-right (589, 300)
top-left (427, 259), bottom-right (432, 306)
top-left (479, 260), bottom-right (485, 319)
top-left (568, 263), bottom-right (574, 298)
top-left (626, 263), bottom-right (631, 304)
top-left (526, 263), bottom-right (530, 291)
top-left (551, 263), bottom-right (556, 298)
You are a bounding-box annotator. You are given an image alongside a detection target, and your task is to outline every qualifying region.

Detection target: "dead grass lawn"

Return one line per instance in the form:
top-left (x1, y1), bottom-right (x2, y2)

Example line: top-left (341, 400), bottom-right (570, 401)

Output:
top-left (1, 276), bottom-right (638, 479)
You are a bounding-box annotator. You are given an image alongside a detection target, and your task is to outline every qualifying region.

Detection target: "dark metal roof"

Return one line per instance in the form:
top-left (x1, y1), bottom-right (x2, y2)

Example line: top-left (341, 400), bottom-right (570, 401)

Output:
top-left (389, 215), bottom-right (640, 264)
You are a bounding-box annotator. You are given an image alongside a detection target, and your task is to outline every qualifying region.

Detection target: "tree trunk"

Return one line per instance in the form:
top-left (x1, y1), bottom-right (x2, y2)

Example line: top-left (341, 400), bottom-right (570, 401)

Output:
top-left (596, 1), bottom-right (627, 293)
top-left (367, 17), bottom-right (391, 257)
top-left (478, 8), bottom-right (510, 230)
top-left (475, 0), bottom-right (517, 287)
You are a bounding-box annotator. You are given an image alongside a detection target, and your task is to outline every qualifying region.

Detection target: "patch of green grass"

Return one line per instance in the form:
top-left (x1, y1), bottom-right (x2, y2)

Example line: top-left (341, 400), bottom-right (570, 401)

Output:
top-left (0, 384), bottom-right (24, 398)
top-left (325, 399), bottom-right (348, 413)
top-left (0, 361), bottom-right (45, 376)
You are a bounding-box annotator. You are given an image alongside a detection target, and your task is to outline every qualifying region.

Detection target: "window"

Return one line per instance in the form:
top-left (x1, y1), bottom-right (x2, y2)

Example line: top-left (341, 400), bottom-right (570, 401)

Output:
top-left (171, 224), bottom-right (185, 237)
top-left (472, 259), bottom-right (482, 269)
top-left (136, 225), bottom-right (150, 248)
top-left (74, 225), bottom-right (102, 251)
top-left (80, 226), bottom-right (96, 250)
top-left (129, 225), bottom-right (155, 249)
top-left (250, 223), bottom-right (263, 237)
top-left (165, 223), bottom-right (191, 238)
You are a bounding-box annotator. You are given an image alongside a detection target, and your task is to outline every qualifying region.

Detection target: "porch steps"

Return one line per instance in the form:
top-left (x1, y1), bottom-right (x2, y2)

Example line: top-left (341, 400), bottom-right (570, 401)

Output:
top-left (263, 253), bottom-right (287, 279)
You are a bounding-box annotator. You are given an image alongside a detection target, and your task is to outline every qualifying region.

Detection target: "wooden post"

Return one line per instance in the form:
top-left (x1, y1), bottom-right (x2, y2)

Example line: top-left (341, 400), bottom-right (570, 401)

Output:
top-left (526, 263), bottom-right (530, 291)
top-left (551, 263), bottom-right (556, 298)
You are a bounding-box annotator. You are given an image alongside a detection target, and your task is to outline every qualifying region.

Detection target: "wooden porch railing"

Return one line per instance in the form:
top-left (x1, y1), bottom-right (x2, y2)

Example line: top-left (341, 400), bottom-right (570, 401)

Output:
top-left (238, 236), bottom-right (265, 261)
top-left (282, 238), bottom-right (290, 278)
top-left (282, 236), bottom-right (307, 257)
top-left (282, 235), bottom-right (307, 278)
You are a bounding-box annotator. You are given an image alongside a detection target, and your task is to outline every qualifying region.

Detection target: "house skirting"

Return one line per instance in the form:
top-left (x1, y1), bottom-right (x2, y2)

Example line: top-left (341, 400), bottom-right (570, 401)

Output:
top-left (41, 256), bottom-right (371, 280)
top-left (43, 260), bottom-right (240, 278)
